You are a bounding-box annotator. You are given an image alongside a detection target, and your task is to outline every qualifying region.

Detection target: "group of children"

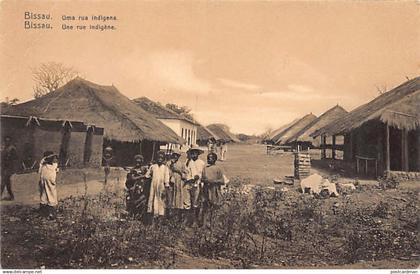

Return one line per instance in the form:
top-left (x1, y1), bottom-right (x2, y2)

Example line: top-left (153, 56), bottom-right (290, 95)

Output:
top-left (31, 143), bottom-right (227, 224)
top-left (125, 145), bottom-right (228, 226)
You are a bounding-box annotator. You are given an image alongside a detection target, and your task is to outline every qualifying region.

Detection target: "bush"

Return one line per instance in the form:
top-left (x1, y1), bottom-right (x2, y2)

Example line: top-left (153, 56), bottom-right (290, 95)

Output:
top-left (2, 177), bottom-right (418, 268)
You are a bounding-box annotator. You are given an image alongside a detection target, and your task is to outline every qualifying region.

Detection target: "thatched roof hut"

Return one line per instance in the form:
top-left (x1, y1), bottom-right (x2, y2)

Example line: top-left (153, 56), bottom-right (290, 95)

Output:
top-left (197, 125), bottom-right (220, 142)
top-left (133, 97), bottom-right (197, 125)
top-left (207, 124), bottom-right (240, 142)
top-left (272, 113), bottom-right (317, 145)
top-left (264, 118), bottom-right (299, 143)
top-left (310, 77), bottom-right (420, 176)
top-left (4, 78), bottom-right (184, 144)
top-left (284, 105), bottom-right (348, 146)
top-left (311, 77), bottom-right (420, 138)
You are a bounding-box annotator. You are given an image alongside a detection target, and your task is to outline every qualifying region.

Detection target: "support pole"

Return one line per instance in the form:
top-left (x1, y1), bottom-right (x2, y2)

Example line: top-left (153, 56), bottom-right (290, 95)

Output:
top-left (385, 124), bottom-right (390, 172)
top-left (417, 128), bottom-right (420, 172)
top-left (402, 129), bottom-right (409, 171)
top-left (332, 135), bottom-right (336, 160)
top-left (350, 131), bottom-right (354, 160)
top-left (321, 134), bottom-right (326, 159)
top-left (151, 142), bottom-right (156, 162)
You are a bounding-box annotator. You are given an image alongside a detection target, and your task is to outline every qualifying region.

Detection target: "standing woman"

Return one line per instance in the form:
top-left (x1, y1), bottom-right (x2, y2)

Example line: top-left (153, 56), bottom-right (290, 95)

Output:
top-left (38, 151), bottom-right (59, 219)
top-left (125, 154), bottom-right (149, 219)
top-left (167, 149), bottom-right (188, 221)
top-left (145, 151), bottom-right (170, 222)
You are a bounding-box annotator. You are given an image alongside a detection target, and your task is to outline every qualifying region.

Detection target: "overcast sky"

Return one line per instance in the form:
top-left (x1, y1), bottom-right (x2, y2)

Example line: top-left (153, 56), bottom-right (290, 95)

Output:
top-left (1, 1), bottom-right (419, 135)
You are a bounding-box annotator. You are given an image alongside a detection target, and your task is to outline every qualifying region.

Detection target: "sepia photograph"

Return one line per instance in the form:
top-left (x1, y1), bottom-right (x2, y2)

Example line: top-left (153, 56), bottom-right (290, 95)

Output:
top-left (0, 0), bottom-right (419, 271)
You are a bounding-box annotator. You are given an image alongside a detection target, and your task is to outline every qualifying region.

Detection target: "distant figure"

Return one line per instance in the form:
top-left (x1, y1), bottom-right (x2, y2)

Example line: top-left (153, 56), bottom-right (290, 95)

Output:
top-left (220, 140), bottom-right (228, 161)
top-left (214, 140), bottom-right (221, 155)
top-left (1, 136), bottom-right (17, 200)
top-left (125, 154), bottom-right (149, 219)
top-left (103, 146), bottom-right (113, 184)
top-left (145, 151), bottom-right (170, 220)
top-left (201, 152), bottom-right (227, 226)
top-left (38, 151), bottom-right (59, 219)
top-left (207, 139), bottom-right (213, 152)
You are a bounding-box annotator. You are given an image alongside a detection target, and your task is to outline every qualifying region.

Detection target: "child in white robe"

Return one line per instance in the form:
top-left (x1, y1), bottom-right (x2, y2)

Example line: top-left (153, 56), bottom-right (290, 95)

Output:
top-left (38, 151), bottom-right (59, 219)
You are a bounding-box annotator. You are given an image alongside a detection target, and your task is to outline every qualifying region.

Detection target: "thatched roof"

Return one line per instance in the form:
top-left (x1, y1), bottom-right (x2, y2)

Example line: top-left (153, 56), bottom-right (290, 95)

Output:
top-left (133, 97), bottom-right (197, 125)
top-left (284, 105), bottom-right (348, 146)
top-left (272, 113), bottom-right (317, 145)
top-left (3, 78), bottom-right (184, 143)
top-left (311, 77), bottom-right (420, 137)
top-left (207, 124), bottom-right (241, 142)
top-left (197, 125), bottom-right (220, 141)
top-left (265, 118), bottom-right (299, 141)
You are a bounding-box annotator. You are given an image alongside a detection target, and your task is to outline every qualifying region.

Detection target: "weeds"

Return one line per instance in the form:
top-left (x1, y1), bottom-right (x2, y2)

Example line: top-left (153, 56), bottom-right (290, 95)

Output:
top-left (1, 177), bottom-right (418, 268)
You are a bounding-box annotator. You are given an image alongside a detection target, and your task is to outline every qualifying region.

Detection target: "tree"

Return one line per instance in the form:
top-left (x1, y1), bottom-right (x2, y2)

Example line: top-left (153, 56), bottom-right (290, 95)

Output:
top-left (259, 127), bottom-right (273, 139)
top-left (32, 62), bottom-right (80, 98)
top-left (165, 103), bottom-right (194, 120)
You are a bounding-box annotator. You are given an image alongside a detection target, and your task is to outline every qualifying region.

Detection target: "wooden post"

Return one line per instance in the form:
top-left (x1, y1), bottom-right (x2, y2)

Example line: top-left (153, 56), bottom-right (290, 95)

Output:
top-left (139, 141), bottom-right (143, 156)
top-left (151, 142), bottom-right (156, 162)
top-left (332, 135), bottom-right (336, 160)
top-left (356, 157), bottom-right (360, 174)
top-left (402, 129), bottom-right (409, 171)
top-left (385, 124), bottom-right (390, 172)
top-left (417, 128), bottom-right (420, 172)
top-left (321, 134), bottom-right (326, 159)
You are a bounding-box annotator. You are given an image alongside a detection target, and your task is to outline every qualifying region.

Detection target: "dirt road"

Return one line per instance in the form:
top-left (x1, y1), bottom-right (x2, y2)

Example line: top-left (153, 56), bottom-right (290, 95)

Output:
top-left (1, 169), bottom-right (127, 207)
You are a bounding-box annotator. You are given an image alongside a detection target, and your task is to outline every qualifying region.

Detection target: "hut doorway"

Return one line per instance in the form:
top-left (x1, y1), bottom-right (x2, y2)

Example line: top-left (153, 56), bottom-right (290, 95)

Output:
top-left (408, 129), bottom-right (419, 172)
top-left (389, 127), bottom-right (419, 172)
top-left (389, 127), bottom-right (402, 171)
top-left (102, 140), bottom-right (142, 167)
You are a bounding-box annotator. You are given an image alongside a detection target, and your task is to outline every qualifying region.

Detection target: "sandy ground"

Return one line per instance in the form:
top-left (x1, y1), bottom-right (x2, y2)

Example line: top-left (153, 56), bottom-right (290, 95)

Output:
top-left (1, 169), bottom-right (127, 206)
top-left (2, 144), bottom-right (293, 206)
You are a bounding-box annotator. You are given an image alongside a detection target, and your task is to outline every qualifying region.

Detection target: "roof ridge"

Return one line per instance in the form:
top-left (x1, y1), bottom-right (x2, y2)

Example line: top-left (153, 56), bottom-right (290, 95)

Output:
top-left (73, 79), bottom-right (147, 138)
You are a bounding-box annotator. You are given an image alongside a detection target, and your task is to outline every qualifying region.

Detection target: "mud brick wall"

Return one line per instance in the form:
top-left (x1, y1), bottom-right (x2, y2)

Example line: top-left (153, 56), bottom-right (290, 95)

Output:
top-left (89, 134), bottom-right (104, 167)
top-left (67, 131), bottom-right (87, 168)
top-left (32, 128), bottom-right (63, 162)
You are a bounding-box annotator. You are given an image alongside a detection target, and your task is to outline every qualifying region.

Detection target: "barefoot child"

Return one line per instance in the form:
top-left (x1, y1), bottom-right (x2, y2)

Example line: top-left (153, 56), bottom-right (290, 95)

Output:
top-left (201, 152), bottom-right (227, 226)
top-left (145, 151), bottom-right (170, 222)
top-left (38, 151), bottom-right (59, 219)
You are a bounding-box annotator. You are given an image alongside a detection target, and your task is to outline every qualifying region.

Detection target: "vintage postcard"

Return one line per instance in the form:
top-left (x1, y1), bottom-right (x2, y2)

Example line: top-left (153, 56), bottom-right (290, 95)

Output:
top-left (0, 0), bottom-right (419, 271)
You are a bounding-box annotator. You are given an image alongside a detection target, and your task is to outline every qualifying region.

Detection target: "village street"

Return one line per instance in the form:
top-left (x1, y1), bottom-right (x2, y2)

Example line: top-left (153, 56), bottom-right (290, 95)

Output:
top-left (2, 143), bottom-right (416, 209)
top-left (1, 144), bottom-right (293, 207)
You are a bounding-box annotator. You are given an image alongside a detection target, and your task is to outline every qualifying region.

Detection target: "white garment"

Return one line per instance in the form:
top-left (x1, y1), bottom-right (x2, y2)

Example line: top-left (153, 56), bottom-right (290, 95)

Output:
top-left (146, 164), bottom-right (170, 216)
top-left (39, 162), bottom-right (59, 206)
top-left (185, 159), bottom-right (205, 186)
top-left (40, 162), bottom-right (58, 182)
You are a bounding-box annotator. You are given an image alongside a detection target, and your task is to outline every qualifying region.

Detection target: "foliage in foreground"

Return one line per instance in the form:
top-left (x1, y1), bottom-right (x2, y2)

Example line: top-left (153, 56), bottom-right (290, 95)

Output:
top-left (1, 177), bottom-right (418, 268)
